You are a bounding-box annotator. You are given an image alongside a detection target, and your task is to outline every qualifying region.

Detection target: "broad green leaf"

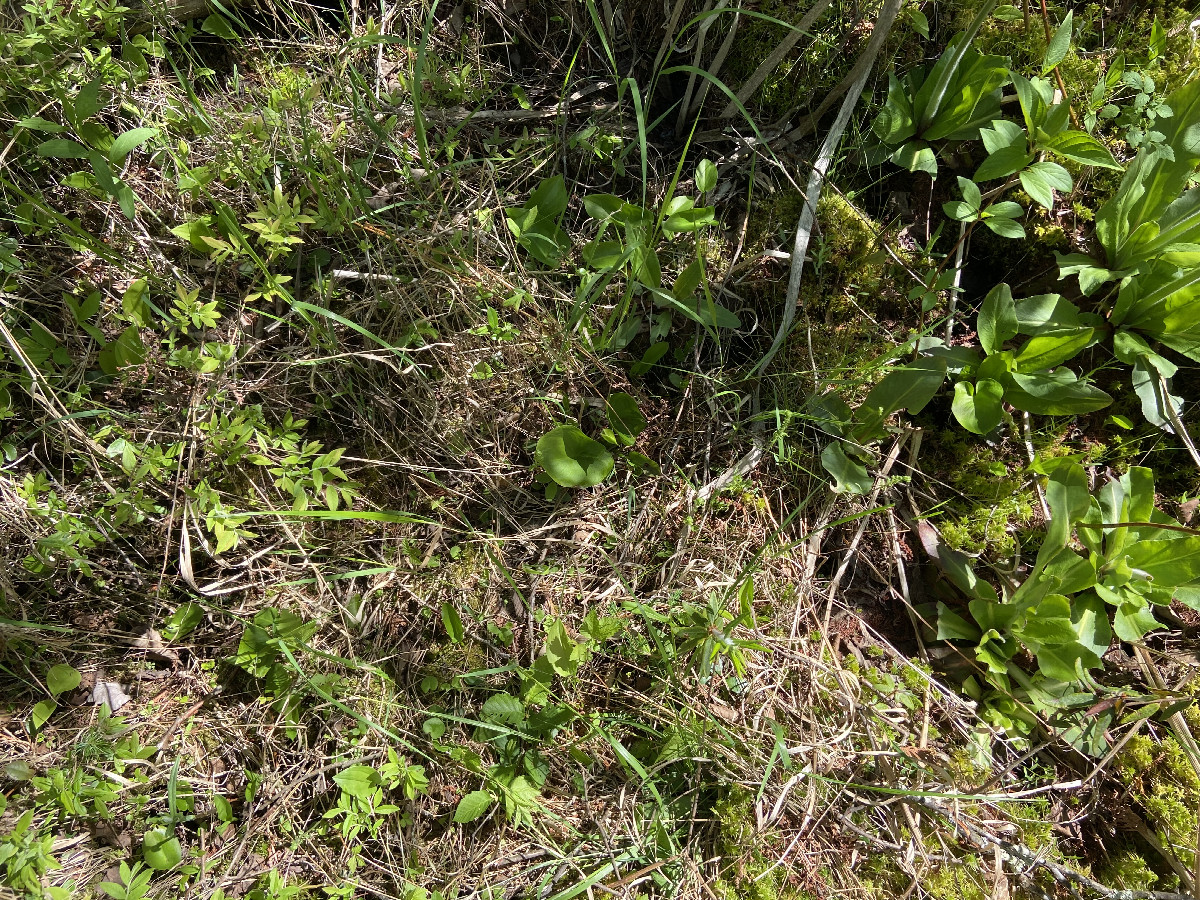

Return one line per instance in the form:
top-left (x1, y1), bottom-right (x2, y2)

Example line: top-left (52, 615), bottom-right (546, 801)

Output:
top-left (31, 699), bottom-right (57, 730)
top-left (545, 619), bottom-right (584, 677)
top-left (695, 158), bottom-right (717, 193)
top-left (482, 692), bottom-right (524, 724)
top-left (1034, 642), bottom-right (1090, 682)
top-left (108, 127), bottom-right (158, 164)
top-left (1020, 594), bottom-right (1078, 647)
top-left (536, 425), bottom-right (614, 488)
top-left (1072, 592), bottom-right (1111, 661)
top-left (956, 176), bottom-right (981, 209)
top-left (821, 442), bottom-right (871, 495)
top-left (978, 283), bottom-right (1018, 354)
top-left (975, 143), bottom-right (1033, 181)
top-left (583, 193), bottom-right (624, 223)
top-left (1015, 293), bottom-right (1083, 335)
top-left (1020, 161), bottom-right (1072, 209)
top-left (37, 139), bottom-right (89, 159)
top-left (440, 602), bottom-right (464, 643)
top-left (1114, 600), bottom-right (1161, 642)
top-left (983, 214), bottom-right (1026, 239)
top-left (1042, 459), bottom-right (1090, 550)
top-left (662, 206), bottom-right (716, 234)
top-left (163, 602), bottom-right (204, 641)
top-left (333, 765), bottom-right (382, 799)
top-left (143, 828), bottom-right (183, 870)
top-left (606, 392), bottom-right (646, 442)
top-left (454, 790), bottom-right (495, 824)
top-left (1042, 130), bottom-right (1121, 169)
top-left (890, 141), bottom-right (938, 174)
top-left (18, 117), bottom-right (65, 133)
top-left (1041, 11), bottom-right (1073, 74)
top-left (859, 356), bottom-right (948, 420)
top-left (936, 602), bottom-right (981, 641)
top-left (1012, 327), bottom-right (1092, 372)
top-left (201, 12), bottom-right (237, 39)
top-left (1006, 369), bottom-right (1111, 415)
top-left (661, 196), bottom-right (693, 217)
top-left (1124, 537), bottom-right (1200, 587)
top-left (72, 79), bottom-right (104, 123)
top-left (951, 378), bottom-right (1005, 434)
top-left (47, 664), bottom-right (80, 696)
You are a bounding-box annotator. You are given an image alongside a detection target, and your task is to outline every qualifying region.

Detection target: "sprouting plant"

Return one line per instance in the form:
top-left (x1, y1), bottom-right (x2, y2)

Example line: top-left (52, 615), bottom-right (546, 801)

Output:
top-left (99, 862), bottom-right (153, 900)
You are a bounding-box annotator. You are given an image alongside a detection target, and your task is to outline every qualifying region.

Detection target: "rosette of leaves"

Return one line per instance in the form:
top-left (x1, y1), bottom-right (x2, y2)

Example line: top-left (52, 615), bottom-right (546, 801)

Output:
top-left (1056, 78), bottom-right (1200, 429)
top-left (870, 1), bottom-right (1005, 174)
top-left (927, 283), bottom-right (1112, 435)
top-left (934, 459), bottom-right (1200, 754)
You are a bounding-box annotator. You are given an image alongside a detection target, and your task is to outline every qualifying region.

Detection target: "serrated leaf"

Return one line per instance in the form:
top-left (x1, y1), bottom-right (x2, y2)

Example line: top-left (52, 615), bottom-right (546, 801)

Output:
top-left (454, 790), bottom-right (495, 823)
top-left (333, 765), bottom-right (382, 799)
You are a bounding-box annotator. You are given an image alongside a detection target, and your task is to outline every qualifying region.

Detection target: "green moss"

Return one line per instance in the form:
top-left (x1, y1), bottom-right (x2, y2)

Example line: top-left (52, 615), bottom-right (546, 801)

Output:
top-left (1100, 850), bottom-right (1160, 891)
top-left (923, 430), bottom-right (1034, 557)
top-left (1111, 729), bottom-right (1200, 891)
top-left (710, 787), bottom-right (813, 900)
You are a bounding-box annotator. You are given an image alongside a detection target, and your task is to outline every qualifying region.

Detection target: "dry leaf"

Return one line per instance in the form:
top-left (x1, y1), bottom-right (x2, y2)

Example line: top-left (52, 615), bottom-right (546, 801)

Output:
top-left (91, 681), bottom-right (132, 712)
top-left (133, 628), bottom-right (180, 666)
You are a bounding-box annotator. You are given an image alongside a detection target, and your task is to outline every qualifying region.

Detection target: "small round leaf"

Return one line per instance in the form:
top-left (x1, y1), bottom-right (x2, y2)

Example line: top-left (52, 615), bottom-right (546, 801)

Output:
top-left (695, 159), bottom-right (717, 193)
top-left (535, 426), bottom-right (614, 488)
top-left (47, 664), bottom-right (81, 697)
top-left (143, 828), bottom-right (183, 870)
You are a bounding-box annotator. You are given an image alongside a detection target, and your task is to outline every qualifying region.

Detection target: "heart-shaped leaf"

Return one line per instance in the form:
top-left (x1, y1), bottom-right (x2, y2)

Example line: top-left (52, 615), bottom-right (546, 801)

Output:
top-left (536, 425), bottom-right (614, 488)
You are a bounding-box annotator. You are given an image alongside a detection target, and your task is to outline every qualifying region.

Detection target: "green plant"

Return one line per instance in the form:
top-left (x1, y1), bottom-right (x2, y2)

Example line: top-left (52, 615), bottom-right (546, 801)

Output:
top-left (935, 459), bottom-right (1200, 753)
top-left (28, 663), bottom-right (80, 731)
top-left (871, 1), bottom-right (1005, 174)
top-left (535, 392), bottom-right (652, 497)
top-left (99, 862), bottom-right (153, 900)
top-left (0, 810), bottom-right (71, 900)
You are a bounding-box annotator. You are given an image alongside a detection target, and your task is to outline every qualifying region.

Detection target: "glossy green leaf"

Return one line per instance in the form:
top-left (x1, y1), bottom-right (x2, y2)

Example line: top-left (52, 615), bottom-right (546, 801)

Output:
top-left (951, 378), bottom-right (1005, 434)
top-left (978, 283), bottom-right (1018, 355)
top-left (536, 426), bottom-right (614, 488)
top-left (1005, 369), bottom-right (1111, 415)
top-left (1041, 130), bottom-right (1121, 169)
top-left (1012, 327), bottom-right (1092, 372)
top-left (201, 12), bottom-right (237, 39)
top-left (695, 158), bottom-right (717, 193)
top-left (1020, 161), bottom-right (1072, 209)
top-left (821, 442), bottom-right (871, 495)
